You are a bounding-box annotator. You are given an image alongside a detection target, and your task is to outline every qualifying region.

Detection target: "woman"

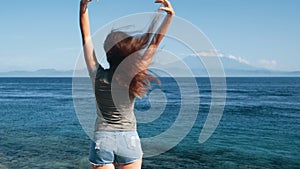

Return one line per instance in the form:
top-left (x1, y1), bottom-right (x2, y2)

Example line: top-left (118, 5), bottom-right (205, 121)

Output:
top-left (79, 0), bottom-right (174, 168)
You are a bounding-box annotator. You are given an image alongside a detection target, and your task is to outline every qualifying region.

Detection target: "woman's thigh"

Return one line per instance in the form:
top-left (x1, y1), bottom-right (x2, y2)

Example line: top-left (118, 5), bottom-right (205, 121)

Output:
top-left (118, 158), bottom-right (142, 169)
top-left (91, 163), bottom-right (115, 169)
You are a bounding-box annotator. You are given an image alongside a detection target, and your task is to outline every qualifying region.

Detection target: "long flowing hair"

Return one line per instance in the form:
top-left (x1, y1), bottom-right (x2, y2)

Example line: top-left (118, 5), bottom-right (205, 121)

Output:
top-left (103, 14), bottom-right (161, 98)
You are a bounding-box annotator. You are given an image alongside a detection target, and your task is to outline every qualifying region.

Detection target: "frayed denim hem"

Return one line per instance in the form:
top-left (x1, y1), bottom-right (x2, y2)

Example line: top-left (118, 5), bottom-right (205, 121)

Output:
top-left (89, 161), bottom-right (113, 167)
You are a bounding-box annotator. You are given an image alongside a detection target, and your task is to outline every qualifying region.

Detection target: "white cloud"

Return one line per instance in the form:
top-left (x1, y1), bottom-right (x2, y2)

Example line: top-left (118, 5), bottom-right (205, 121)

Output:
top-left (226, 54), bottom-right (250, 65)
top-left (194, 50), bottom-right (224, 57)
top-left (180, 50), bottom-right (223, 57)
top-left (258, 59), bottom-right (278, 70)
top-left (182, 51), bottom-right (251, 65)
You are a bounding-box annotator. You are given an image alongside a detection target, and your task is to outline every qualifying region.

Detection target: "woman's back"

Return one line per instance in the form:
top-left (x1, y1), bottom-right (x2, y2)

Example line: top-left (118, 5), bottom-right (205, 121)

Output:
top-left (94, 65), bottom-right (136, 131)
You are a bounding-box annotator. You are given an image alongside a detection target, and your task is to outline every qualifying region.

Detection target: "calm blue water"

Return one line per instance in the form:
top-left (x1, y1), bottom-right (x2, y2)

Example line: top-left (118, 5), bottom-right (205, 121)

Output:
top-left (0, 77), bottom-right (299, 169)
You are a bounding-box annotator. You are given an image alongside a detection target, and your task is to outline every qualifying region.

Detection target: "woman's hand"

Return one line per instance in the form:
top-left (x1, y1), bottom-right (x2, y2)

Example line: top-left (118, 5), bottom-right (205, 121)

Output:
top-left (155, 0), bottom-right (175, 16)
top-left (80, 0), bottom-right (92, 14)
top-left (81, 0), bottom-right (92, 5)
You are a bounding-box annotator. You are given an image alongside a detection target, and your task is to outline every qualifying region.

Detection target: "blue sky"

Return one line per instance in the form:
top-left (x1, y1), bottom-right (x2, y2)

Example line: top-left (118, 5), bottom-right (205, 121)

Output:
top-left (0, 0), bottom-right (299, 71)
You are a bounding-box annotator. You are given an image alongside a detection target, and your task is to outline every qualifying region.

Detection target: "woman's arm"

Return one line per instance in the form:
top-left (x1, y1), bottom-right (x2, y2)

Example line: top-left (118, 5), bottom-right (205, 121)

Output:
top-left (79, 0), bottom-right (98, 73)
top-left (141, 0), bottom-right (174, 48)
top-left (149, 0), bottom-right (175, 48)
top-left (142, 0), bottom-right (174, 67)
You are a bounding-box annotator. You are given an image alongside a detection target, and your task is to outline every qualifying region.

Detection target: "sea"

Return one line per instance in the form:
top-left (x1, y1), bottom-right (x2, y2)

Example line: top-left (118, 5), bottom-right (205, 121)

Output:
top-left (0, 77), bottom-right (299, 169)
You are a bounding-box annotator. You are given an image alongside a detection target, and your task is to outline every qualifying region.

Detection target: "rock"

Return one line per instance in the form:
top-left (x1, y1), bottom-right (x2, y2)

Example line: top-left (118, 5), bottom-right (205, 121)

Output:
top-left (0, 164), bottom-right (9, 169)
top-left (79, 157), bottom-right (90, 169)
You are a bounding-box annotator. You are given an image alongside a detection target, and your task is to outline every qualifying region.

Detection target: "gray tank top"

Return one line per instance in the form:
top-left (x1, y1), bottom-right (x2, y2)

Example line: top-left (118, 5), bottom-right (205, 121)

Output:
top-left (90, 63), bottom-right (136, 131)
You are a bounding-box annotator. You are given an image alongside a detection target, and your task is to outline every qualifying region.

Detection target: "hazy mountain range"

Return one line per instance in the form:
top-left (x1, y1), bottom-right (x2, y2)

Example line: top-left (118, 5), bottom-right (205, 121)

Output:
top-left (179, 56), bottom-right (300, 77)
top-left (0, 69), bottom-right (74, 77)
top-left (0, 56), bottom-right (299, 77)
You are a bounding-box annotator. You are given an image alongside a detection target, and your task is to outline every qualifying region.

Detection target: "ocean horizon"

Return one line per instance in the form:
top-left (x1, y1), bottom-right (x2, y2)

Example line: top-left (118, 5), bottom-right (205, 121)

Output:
top-left (0, 77), bottom-right (299, 169)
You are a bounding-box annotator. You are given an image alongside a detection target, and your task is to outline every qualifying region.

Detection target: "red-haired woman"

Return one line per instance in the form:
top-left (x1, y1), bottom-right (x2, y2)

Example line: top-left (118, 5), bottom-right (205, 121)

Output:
top-left (79, 0), bottom-right (174, 168)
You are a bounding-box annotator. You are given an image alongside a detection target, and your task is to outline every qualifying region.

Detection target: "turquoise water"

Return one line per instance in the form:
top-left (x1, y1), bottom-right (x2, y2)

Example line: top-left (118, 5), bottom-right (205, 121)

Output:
top-left (0, 77), bottom-right (299, 169)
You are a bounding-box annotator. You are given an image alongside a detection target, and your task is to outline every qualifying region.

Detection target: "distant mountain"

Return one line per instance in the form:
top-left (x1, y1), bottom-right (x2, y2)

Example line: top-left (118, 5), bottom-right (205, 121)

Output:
top-left (0, 69), bottom-right (73, 77)
top-left (213, 57), bottom-right (299, 77)
top-left (0, 57), bottom-right (299, 77)
top-left (151, 55), bottom-right (300, 77)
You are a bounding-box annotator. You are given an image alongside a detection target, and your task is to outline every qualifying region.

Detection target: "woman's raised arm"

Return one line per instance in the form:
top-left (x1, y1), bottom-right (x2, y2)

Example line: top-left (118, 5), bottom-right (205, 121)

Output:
top-left (150, 0), bottom-right (175, 47)
top-left (79, 0), bottom-right (99, 73)
top-left (142, 0), bottom-right (174, 67)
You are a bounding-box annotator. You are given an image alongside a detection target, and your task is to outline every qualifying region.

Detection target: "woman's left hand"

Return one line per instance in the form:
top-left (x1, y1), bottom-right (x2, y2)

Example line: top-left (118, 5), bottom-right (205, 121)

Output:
top-left (155, 0), bottom-right (175, 16)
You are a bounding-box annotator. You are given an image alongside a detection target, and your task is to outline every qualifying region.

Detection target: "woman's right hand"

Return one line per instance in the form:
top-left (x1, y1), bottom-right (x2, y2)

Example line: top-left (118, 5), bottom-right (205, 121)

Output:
top-left (80, 0), bottom-right (92, 13)
top-left (81, 0), bottom-right (92, 5)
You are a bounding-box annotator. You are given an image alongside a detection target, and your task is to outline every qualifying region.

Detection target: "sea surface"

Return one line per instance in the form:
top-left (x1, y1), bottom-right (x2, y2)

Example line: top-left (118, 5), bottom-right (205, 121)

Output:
top-left (0, 77), bottom-right (299, 169)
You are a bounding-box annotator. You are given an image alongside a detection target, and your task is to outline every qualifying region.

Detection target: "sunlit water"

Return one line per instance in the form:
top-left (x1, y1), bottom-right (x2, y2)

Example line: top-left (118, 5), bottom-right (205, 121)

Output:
top-left (0, 77), bottom-right (299, 169)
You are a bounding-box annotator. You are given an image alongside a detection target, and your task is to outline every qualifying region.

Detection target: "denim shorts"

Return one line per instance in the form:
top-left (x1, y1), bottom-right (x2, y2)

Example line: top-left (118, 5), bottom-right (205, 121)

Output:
top-left (89, 130), bottom-right (143, 166)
